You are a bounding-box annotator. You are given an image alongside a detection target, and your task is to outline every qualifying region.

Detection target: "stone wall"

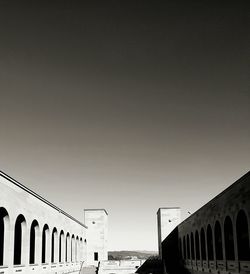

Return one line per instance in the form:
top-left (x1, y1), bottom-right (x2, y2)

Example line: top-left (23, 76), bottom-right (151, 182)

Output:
top-left (161, 171), bottom-right (250, 274)
top-left (157, 207), bottom-right (181, 258)
top-left (99, 260), bottom-right (145, 274)
top-left (0, 171), bottom-right (87, 274)
top-left (84, 209), bottom-right (108, 266)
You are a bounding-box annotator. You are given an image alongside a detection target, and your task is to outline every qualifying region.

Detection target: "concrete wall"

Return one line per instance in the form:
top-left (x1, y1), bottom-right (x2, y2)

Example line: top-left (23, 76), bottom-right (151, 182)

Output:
top-left (161, 171), bottom-right (250, 274)
top-left (99, 260), bottom-right (145, 274)
top-left (157, 207), bottom-right (181, 258)
top-left (0, 171), bottom-right (87, 274)
top-left (84, 209), bottom-right (108, 266)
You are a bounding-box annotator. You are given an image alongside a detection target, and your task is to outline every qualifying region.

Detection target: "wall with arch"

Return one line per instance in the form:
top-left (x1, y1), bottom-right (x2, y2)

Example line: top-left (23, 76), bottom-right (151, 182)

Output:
top-left (0, 171), bottom-right (87, 274)
top-left (161, 171), bottom-right (250, 274)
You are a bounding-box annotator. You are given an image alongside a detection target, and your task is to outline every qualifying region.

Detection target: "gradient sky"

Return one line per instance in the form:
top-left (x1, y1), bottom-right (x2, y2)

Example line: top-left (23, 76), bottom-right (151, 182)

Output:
top-left (0, 1), bottom-right (249, 251)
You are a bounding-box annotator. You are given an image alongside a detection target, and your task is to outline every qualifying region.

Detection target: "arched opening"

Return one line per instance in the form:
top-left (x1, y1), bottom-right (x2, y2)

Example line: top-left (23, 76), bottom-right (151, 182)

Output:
top-left (215, 221), bottom-right (223, 260)
top-left (51, 228), bottom-right (57, 263)
top-left (14, 214), bottom-right (26, 265)
top-left (66, 232), bottom-right (70, 262)
top-left (29, 220), bottom-right (39, 264)
top-left (59, 230), bottom-right (64, 263)
top-left (187, 235), bottom-right (190, 259)
top-left (71, 235), bottom-right (75, 262)
top-left (195, 230), bottom-right (200, 260)
top-left (42, 224), bottom-right (49, 263)
top-left (200, 228), bottom-right (206, 260)
top-left (0, 208), bottom-right (9, 266)
top-left (236, 210), bottom-right (250, 260)
top-left (183, 236), bottom-right (186, 259)
top-left (224, 216), bottom-right (235, 260)
top-left (191, 233), bottom-right (195, 260)
top-left (207, 225), bottom-right (214, 261)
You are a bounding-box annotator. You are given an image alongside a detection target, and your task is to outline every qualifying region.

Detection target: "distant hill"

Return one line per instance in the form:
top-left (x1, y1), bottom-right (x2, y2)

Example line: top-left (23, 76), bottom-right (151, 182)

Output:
top-left (108, 250), bottom-right (158, 260)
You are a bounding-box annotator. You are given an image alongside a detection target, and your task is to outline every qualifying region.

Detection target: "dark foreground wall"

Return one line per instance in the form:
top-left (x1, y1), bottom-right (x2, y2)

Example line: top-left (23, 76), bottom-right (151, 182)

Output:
top-left (162, 171), bottom-right (250, 274)
top-left (136, 256), bottom-right (163, 274)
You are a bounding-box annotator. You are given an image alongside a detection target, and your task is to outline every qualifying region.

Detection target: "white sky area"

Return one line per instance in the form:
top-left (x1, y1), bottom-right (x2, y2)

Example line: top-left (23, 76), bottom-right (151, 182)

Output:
top-left (0, 147), bottom-right (248, 251)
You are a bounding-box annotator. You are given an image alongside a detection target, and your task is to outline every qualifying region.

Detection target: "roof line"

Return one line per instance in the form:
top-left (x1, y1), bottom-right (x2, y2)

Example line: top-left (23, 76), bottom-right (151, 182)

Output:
top-left (84, 208), bottom-right (108, 215)
top-left (0, 170), bottom-right (87, 229)
top-left (178, 170), bottom-right (250, 226)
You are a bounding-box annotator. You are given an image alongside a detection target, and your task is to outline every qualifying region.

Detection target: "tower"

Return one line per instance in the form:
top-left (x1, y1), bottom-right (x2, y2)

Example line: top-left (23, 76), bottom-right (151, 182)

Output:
top-left (84, 209), bottom-right (108, 266)
top-left (157, 207), bottom-right (181, 258)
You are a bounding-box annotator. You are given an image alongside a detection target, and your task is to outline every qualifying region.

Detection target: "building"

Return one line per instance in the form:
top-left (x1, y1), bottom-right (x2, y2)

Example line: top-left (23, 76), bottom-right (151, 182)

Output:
top-left (157, 171), bottom-right (250, 274)
top-left (0, 170), bottom-right (108, 274)
top-left (84, 209), bottom-right (108, 266)
top-left (157, 207), bottom-right (181, 258)
top-left (137, 171), bottom-right (250, 274)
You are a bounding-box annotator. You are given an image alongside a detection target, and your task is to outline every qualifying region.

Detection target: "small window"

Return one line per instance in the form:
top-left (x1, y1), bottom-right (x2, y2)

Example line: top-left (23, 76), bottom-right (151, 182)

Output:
top-left (94, 252), bottom-right (98, 261)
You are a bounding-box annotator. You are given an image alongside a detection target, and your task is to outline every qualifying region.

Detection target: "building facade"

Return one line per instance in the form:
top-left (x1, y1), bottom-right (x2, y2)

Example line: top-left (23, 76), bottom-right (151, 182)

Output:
top-left (84, 209), bottom-right (108, 266)
top-left (157, 207), bottom-right (181, 258)
top-left (0, 171), bottom-right (108, 274)
top-left (161, 171), bottom-right (250, 274)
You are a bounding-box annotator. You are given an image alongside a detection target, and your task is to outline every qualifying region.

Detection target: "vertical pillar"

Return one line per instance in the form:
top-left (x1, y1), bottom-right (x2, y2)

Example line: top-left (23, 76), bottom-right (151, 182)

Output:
top-left (75, 239), bottom-right (78, 262)
top-left (72, 238), bottom-right (75, 262)
top-left (35, 227), bottom-right (42, 265)
top-left (233, 218), bottom-right (239, 262)
top-left (54, 233), bottom-right (59, 264)
top-left (3, 216), bottom-right (10, 266)
top-left (205, 228), bottom-right (209, 267)
top-left (198, 233), bottom-right (202, 264)
top-left (79, 239), bottom-right (83, 261)
top-left (25, 225), bottom-right (31, 266)
top-left (5, 217), bottom-right (13, 267)
top-left (67, 236), bottom-right (70, 263)
top-left (45, 229), bottom-right (50, 264)
top-left (221, 222), bottom-right (226, 262)
top-left (21, 221), bottom-right (28, 266)
top-left (212, 225), bottom-right (216, 266)
top-left (193, 234), bottom-right (197, 264)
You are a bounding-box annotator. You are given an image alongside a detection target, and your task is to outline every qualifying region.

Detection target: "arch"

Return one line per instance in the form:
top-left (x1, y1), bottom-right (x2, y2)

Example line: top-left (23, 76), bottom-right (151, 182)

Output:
top-left (0, 207), bottom-right (9, 266)
top-left (51, 227), bottom-right (58, 263)
top-left (207, 224), bottom-right (214, 260)
top-left (191, 232), bottom-right (195, 260)
top-left (224, 216), bottom-right (235, 260)
top-left (214, 221), bottom-right (223, 260)
top-left (200, 228), bottom-right (206, 260)
top-left (183, 236), bottom-right (186, 259)
top-left (187, 235), bottom-right (190, 259)
top-left (71, 234), bottom-right (75, 262)
top-left (14, 214), bottom-right (26, 265)
top-left (195, 230), bottom-right (200, 260)
top-left (59, 230), bottom-right (64, 263)
top-left (42, 224), bottom-right (50, 263)
top-left (236, 210), bottom-right (250, 260)
top-left (29, 220), bottom-right (39, 264)
top-left (66, 232), bottom-right (70, 262)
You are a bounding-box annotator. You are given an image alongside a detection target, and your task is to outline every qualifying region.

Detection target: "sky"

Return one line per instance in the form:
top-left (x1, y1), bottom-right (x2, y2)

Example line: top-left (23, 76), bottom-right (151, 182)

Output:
top-left (0, 1), bottom-right (249, 251)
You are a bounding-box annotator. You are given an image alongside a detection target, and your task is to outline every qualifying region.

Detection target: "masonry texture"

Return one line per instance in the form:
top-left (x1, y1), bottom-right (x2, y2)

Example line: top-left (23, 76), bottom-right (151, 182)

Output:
top-left (84, 209), bottom-right (108, 266)
top-left (161, 171), bottom-right (250, 274)
top-left (0, 171), bottom-right (108, 274)
top-left (157, 207), bottom-right (181, 258)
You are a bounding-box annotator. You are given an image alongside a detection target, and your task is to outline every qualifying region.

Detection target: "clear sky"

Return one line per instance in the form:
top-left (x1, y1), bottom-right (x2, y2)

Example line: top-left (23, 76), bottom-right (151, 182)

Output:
top-left (0, 1), bottom-right (249, 251)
